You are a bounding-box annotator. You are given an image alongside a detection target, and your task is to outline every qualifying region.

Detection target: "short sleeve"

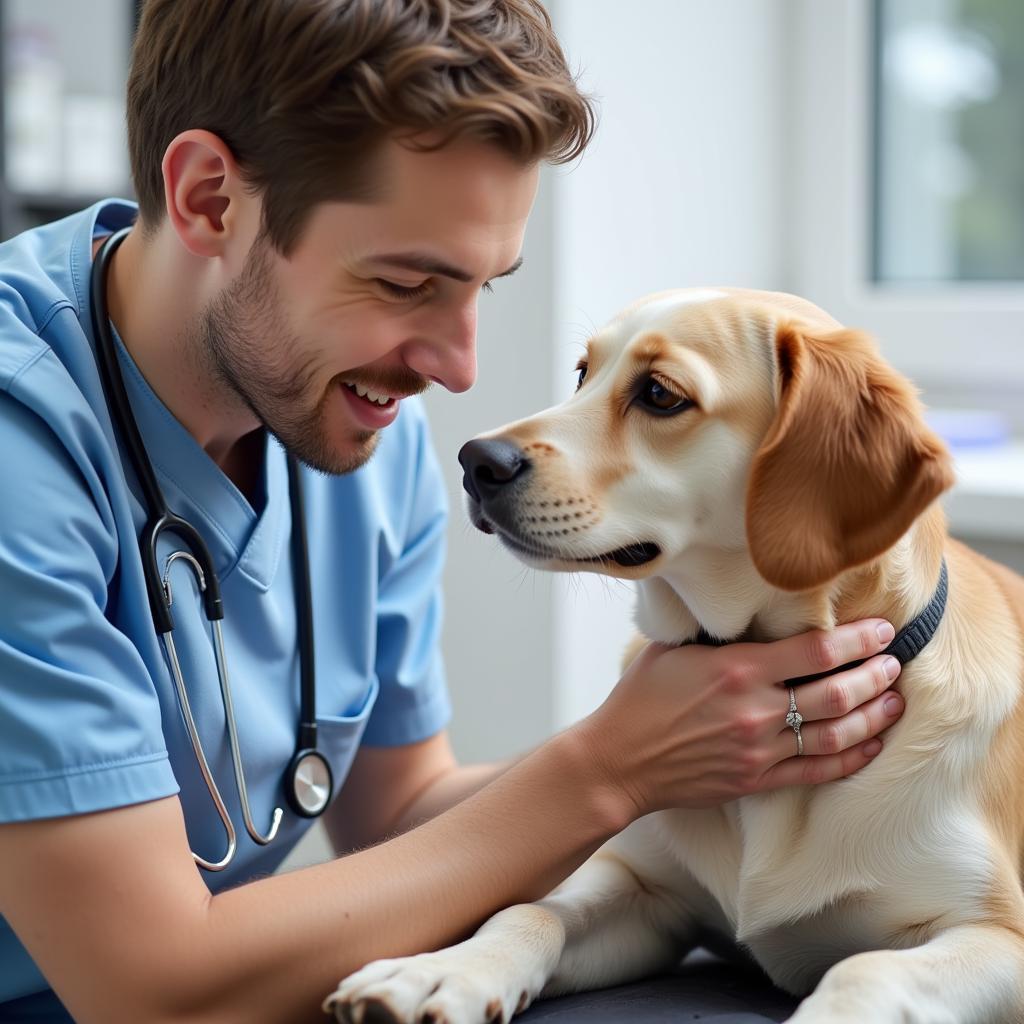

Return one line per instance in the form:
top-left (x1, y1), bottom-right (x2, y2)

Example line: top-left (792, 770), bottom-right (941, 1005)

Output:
top-left (0, 387), bottom-right (177, 822)
top-left (361, 410), bottom-right (452, 747)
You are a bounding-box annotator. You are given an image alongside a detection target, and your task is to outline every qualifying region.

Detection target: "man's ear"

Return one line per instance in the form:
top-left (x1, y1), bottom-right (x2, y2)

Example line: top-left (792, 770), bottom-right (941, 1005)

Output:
top-left (746, 322), bottom-right (954, 592)
top-left (161, 128), bottom-right (253, 259)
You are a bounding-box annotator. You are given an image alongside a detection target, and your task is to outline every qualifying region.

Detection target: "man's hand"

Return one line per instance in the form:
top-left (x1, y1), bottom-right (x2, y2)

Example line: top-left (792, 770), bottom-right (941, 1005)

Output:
top-left (578, 619), bottom-right (904, 816)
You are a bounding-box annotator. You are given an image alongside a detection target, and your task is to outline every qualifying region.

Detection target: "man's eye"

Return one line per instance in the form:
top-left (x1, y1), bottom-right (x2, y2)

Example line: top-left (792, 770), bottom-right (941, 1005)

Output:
top-left (575, 364), bottom-right (588, 391)
top-left (377, 279), bottom-right (432, 300)
top-left (637, 378), bottom-right (694, 415)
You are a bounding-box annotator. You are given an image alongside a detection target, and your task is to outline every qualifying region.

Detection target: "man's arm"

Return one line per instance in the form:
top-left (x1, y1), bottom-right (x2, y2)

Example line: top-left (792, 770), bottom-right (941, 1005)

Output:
top-left (0, 622), bottom-right (900, 1024)
top-left (0, 729), bottom-right (621, 1024)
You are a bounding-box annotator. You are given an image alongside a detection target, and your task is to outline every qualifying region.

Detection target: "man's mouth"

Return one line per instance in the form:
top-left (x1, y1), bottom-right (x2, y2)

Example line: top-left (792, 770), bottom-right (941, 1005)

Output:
top-left (342, 381), bottom-right (399, 408)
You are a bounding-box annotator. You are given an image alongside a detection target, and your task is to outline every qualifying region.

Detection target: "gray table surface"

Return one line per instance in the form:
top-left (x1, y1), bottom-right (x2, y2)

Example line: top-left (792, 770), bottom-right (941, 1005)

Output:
top-left (517, 950), bottom-right (801, 1023)
top-left (0, 951), bottom-right (803, 1023)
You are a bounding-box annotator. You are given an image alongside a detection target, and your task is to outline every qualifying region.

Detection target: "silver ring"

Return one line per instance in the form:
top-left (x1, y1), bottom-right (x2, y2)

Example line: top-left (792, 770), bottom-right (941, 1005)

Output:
top-left (786, 686), bottom-right (804, 756)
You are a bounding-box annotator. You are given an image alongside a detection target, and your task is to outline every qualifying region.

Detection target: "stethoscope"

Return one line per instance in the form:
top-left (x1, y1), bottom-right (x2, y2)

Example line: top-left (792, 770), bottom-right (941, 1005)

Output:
top-left (90, 227), bottom-right (333, 871)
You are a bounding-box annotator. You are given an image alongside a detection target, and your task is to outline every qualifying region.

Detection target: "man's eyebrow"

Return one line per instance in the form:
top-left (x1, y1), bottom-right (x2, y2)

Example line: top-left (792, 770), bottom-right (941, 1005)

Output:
top-left (371, 253), bottom-right (524, 283)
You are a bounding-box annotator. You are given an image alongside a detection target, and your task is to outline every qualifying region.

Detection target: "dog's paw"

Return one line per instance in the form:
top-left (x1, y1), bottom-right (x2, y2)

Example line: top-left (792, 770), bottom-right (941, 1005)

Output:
top-left (323, 949), bottom-right (539, 1024)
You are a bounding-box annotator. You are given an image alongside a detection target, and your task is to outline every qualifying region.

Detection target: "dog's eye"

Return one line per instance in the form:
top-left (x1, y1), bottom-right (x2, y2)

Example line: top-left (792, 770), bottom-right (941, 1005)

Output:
top-left (638, 378), bottom-right (693, 415)
top-left (575, 364), bottom-right (588, 391)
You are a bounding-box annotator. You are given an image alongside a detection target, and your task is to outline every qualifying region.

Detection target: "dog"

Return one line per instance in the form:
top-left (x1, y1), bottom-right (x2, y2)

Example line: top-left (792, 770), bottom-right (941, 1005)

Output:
top-left (325, 288), bottom-right (1024, 1023)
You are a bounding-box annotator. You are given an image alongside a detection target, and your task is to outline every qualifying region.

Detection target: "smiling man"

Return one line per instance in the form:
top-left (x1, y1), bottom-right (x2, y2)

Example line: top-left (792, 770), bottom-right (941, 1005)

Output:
top-left (107, 134), bottom-right (535, 482)
top-left (0, 2), bottom-right (908, 1022)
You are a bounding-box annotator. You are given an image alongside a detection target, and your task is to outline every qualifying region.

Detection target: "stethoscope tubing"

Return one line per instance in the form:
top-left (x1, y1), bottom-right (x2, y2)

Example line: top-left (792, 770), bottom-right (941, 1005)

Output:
top-left (89, 228), bottom-right (328, 868)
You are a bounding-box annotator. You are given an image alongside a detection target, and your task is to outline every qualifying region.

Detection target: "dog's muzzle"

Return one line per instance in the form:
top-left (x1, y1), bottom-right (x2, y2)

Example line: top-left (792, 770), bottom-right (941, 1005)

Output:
top-left (458, 437), bottom-right (662, 569)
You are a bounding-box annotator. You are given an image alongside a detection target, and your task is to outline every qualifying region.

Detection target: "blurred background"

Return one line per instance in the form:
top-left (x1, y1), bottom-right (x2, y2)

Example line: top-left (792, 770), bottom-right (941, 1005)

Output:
top-left (3, 0), bottom-right (1022, 862)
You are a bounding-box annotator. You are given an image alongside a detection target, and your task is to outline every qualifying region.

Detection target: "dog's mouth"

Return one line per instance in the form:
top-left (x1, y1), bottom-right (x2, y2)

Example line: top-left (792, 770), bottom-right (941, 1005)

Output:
top-left (467, 497), bottom-right (662, 569)
top-left (582, 540), bottom-right (662, 567)
top-left (494, 527), bottom-right (661, 569)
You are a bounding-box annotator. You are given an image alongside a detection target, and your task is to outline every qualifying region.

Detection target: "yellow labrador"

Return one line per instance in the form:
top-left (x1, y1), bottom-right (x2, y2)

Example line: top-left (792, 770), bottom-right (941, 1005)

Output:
top-left (326, 289), bottom-right (1024, 1024)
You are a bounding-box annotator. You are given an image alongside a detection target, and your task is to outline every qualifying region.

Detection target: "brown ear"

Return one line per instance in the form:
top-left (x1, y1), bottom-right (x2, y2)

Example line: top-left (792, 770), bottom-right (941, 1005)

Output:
top-left (746, 322), bottom-right (954, 591)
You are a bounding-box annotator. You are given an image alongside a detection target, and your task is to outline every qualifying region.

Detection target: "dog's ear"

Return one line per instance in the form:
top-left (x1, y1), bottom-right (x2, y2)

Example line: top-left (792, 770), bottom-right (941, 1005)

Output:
top-left (746, 322), bottom-right (954, 591)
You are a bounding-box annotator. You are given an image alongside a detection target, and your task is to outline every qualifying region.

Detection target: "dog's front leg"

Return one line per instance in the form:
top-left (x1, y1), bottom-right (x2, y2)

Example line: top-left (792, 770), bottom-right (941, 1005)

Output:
top-left (788, 924), bottom-right (1024, 1024)
top-left (324, 847), bottom-right (692, 1024)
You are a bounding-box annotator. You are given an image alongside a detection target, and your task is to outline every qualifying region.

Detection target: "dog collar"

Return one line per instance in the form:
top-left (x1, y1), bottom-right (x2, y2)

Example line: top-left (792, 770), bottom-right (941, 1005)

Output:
top-left (691, 559), bottom-right (949, 685)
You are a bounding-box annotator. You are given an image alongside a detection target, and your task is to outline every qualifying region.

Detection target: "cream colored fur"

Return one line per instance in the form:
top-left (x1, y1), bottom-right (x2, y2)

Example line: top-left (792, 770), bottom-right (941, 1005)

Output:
top-left (326, 290), bottom-right (1024, 1024)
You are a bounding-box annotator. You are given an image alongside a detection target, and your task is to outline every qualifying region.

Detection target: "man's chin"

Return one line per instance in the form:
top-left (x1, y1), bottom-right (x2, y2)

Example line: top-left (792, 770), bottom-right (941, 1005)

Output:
top-left (331, 432), bottom-right (379, 475)
top-left (278, 428), bottom-right (380, 477)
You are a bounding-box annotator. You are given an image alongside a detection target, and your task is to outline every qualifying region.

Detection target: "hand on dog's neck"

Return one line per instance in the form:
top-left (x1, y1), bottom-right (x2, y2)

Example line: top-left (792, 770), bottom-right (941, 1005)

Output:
top-left (634, 506), bottom-right (948, 648)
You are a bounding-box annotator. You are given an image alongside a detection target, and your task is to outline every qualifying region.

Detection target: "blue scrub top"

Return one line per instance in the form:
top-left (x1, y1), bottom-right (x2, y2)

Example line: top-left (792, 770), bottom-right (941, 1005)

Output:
top-left (0, 200), bottom-right (452, 1019)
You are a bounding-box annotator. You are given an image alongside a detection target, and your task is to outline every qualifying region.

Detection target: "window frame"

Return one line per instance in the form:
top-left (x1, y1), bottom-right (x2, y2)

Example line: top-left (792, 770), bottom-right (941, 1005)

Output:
top-left (789, 0), bottom-right (1024, 421)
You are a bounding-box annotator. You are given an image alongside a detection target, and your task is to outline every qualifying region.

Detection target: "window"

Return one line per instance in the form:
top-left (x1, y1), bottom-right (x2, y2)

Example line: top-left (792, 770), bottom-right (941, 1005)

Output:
top-left (874, 0), bottom-right (1024, 283)
top-left (790, 0), bottom-right (1024, 422)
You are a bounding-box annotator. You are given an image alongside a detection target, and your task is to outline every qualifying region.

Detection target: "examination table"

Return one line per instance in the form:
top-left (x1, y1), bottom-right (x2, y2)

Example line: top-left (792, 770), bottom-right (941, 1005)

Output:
top-left (516, 949), bottom-right (801, 1023)
top-left (0, 951), bottom-right (802, 1022)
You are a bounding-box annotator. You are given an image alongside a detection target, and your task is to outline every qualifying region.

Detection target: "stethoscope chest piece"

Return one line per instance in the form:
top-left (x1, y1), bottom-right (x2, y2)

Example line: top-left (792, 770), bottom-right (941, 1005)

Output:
top-left (286, 748), bottom-right (334, 818)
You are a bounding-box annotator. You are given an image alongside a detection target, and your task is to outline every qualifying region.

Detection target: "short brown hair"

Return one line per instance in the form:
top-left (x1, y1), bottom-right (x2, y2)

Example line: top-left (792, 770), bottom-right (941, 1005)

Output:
top-left (127, 0), bottom-right (595, 253)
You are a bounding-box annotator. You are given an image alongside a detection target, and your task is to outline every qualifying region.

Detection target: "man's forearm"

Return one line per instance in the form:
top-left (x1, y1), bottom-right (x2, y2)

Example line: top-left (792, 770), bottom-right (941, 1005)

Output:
top-left (393, 756), bottom-right (516, 831)
top-left (0, 727), bottom-right (628, 1024)
top-left (194, 729), bottom-right (624, 1022)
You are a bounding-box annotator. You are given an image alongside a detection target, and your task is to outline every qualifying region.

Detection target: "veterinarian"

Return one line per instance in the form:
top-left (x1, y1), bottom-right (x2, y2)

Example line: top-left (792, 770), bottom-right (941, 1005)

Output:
top-left (0, 2), bottom-right (907, 1021)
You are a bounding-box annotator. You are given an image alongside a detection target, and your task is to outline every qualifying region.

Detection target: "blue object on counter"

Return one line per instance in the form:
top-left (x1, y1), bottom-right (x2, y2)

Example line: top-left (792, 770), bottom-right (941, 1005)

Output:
top-left (925, 409), bottom-right (1010, 450)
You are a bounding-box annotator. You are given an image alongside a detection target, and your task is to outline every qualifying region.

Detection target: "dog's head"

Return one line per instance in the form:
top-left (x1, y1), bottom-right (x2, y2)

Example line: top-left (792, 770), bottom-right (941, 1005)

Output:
top-left (460, 288), bottom-right (954, 592)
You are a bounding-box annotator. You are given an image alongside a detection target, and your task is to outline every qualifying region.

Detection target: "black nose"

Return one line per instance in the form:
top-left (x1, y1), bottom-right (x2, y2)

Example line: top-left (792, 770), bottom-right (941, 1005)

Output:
top-left (458, 439), bottom-right (531, 502)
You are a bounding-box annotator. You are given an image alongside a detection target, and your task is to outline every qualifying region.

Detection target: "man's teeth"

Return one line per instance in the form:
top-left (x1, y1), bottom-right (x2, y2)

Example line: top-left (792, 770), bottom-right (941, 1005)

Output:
top-left (345, 382), bottom-right (393, 406)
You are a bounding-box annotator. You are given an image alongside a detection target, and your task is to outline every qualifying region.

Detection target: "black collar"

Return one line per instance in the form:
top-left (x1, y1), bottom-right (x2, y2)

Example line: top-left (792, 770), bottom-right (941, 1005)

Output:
top-left (690, 559), bottom-right (949, 685)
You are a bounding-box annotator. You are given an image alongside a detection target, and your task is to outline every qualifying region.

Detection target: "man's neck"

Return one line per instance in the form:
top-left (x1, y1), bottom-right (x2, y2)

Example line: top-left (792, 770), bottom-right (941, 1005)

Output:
top-left (98, 228), bottom-right (262, 488)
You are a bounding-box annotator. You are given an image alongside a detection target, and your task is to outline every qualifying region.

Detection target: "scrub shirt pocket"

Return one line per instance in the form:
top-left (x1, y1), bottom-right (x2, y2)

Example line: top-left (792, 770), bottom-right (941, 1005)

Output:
top-left (314, 677), bottom-right (380, 788)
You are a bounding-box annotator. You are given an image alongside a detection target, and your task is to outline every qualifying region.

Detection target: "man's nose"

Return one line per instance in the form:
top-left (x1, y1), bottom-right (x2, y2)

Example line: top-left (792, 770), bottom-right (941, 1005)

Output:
top-left (458, 439), bottom-right (531, 502)
top-left (413, 302), bottom-right (478, 394)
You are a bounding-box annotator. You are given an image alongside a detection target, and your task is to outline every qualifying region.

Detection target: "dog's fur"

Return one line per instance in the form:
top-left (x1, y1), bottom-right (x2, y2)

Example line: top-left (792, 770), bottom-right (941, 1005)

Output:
top-left (327, 289), bottom-right (1024, 1023)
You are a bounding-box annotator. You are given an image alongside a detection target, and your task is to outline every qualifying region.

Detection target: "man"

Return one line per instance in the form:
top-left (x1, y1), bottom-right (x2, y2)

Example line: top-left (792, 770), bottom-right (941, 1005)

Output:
top-left (0, 2), bottom-right (905, 1021)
